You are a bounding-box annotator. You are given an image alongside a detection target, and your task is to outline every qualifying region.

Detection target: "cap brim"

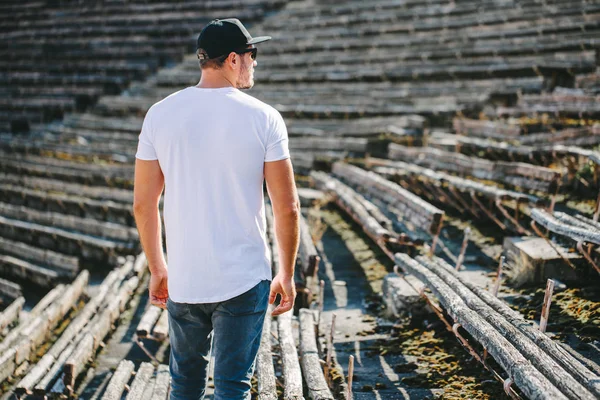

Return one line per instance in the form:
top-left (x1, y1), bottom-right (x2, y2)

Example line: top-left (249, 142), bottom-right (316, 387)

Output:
top-left (247, 36), bottom-right (271, 44)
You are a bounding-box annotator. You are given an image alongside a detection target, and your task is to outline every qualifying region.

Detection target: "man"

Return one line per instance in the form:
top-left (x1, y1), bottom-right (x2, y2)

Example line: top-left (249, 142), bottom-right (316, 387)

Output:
top-left (133, 18), bottom-right (300, 400)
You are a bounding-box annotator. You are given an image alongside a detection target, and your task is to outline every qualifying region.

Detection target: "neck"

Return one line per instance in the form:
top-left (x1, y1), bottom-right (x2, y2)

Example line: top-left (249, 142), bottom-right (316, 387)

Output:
top-left (197, 71), bottom-right (236, 89)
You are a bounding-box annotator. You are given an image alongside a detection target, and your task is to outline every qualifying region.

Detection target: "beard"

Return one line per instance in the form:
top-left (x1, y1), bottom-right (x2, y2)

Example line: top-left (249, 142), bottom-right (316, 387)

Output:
top-left (236, 58), bottom-right (254, 89)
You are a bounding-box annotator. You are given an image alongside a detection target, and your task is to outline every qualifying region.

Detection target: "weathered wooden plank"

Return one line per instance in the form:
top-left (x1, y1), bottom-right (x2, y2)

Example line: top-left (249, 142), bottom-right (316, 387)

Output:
top-left (136, 306), bottom-right (162, 338)
top-left (278, 310), bottom-right (303, 399)
top-left (151, 364), bottom-right (170, 400)
top-left (0, 202), bottom-right (138, 242)
top-left (64, 332), bottom-right (95, 389)
top-left (0, 236), bottom-right (79, 274)
top-left (47, 258), bottom-right (133, 360)
top-left (388, 143), bottom-right (561, 192)
top-left (15, 353), bottom-right (55, 396)
top-left (299, 309), bottom-right (334, 400)
top-left (298, 212), bottom-right (319, 278)
top-left (0, 277), bottom-right (21, 300)
top-left (34, 342), bottom-right (76, 395)
top-left (0, 284), bottom-right (64, 355)
top-left (256, 308), bottom-right (277, 400)
top-left (395, 253), bottom-right (567, 400)
top-left (416, 255), bottom-right (595, 400)
top-left (289, 137), bottom-right (368, 153)
top-left (426, 255), bottom-right (600, 398)
top-left (126, 362), bottom-right (155, 400)
top-left (332, 162), bottom-right (443, 234)
top-left (453, 117), bottom-right (521, 139)
top-left (101, 359), bottom-right (135, 400)
top-left (312, 171), bottom-right (393, 240)
top-left (0, 255), bottom-right (60, 287)
top-left (0, 296), bottom-right (24, 331)
top-left (0, 348), bottom-right (16, 384)
top-left (531, 208), bottom-right (600, 245)
top-left (152, 310), bottom-right (169, 341)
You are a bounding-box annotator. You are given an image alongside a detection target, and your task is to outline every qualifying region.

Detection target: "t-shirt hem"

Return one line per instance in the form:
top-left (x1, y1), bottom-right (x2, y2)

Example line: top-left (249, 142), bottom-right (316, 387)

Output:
top-left (169, 276), bottom-right (272, 304)
top-left (264, 154), bottom-right (290, 162)
top-left (135, 154), bottom-right (158, 161)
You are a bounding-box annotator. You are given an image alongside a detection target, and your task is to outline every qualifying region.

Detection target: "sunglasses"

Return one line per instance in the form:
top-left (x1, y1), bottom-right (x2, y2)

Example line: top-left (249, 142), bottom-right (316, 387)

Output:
top-left (236, 47), bottom-right (257, 60)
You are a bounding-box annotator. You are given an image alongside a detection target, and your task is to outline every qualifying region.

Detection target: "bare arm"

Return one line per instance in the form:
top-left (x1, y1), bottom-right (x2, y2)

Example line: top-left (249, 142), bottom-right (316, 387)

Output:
top-left (265, 158), bottom-right (300, 315)
top-left (133, 159), bottom-right (168, 307)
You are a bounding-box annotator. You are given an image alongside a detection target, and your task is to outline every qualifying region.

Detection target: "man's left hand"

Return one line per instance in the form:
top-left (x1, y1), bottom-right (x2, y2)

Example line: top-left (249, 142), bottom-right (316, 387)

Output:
top-left (149, 270), bottom-right (169, 309)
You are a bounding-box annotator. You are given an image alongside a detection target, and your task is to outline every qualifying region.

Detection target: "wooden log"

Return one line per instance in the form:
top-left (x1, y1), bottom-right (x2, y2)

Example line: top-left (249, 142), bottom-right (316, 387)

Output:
top-left (136, 306), bottom-right (162, 338)
top-left (531, 208), bottom-right (600, 245)
top-left (0, 270), bottom-right (87, 381)
top-left (63, 332), bottom-right (95, 389)
top-left (298, 212), bottom-right (319, 278)
top-left (0, 348), bottom-right (16, 384)
top-left (34, 342), bottom-right (76, 396)
top-left (0, 254), bottom-right (60, 287)
top-left (0, 296), bottom-right (24, 331)
top-left (371, 160), bottom-right (538, 204)
top-left (0, 284), bottom-right (64, 355)
top-left (574, 214), bottom-right (600, 231)
top-left (256, 307), bottom-right (277, 400)
top-left (101, 359), bottom-right (135, 400)
top-left (277, 310), bottom-right (303, 399)
top-left (298, 309), bottom-right (334, 400)
top-left (46, 260), bottom-right (131, 360)
top-left (453, 117), bottom-right (521, 139)
top-left (151, 364), bottom-right (170, 400)
top-left (126, 362), bottom-right (155, 400)
top-left (426, 255), bottom-right (600, 398)
top-left (152, 310), bottom-right (169, 341)
top-left (0, 236), bottom-right (79, 274)
top-left (332, 162), bottom-right (443, 235)
top-left (142, 375), bottom-right (157, 399)
top-left (15, 353), bottom-right (55, 396)
top-left (0, 202), bottom-right (138, 242)
top-left (288, 137), bottom-right (368, 153)
top-left (394, 253), bottom-right (567, 400)
top-left (415, 255), bottom-right (595, 400)
top-left (133, 252), bottom-right (147, 277)
top-left (312, 171), bottom-right (392, 240)
top-left (0, 277), bottom-right (21, 300)
top-left (56, 270), bottom-right (88, 318)
top-left (388, 143), bottom-right (561, 192)
top-left (553, 212), bottom-right (600, 233)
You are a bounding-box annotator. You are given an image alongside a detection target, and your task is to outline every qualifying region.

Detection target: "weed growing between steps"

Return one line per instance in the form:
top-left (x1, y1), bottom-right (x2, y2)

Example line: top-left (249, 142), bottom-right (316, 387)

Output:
top-left (314, 205), bottom-right (511, 399)
top-left (379, 318), bottom-right (510, 400)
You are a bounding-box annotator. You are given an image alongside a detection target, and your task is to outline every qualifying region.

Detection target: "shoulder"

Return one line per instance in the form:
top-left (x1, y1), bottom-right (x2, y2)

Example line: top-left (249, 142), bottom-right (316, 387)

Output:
top-left (233, 90), bottom-right (283, 121)
top-left (145, 88), bottom-right (191, 117)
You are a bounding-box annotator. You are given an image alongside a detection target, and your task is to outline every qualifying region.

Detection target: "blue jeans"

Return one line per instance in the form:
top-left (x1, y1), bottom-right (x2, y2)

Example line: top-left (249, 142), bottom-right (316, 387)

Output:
top-left (167, 280), bottom-right (270, 400)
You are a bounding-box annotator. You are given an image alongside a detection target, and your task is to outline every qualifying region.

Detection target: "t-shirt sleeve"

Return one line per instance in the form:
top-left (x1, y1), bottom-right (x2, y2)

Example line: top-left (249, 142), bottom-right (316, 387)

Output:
top-left (264, 110), bottom-right (290, 162)
top-left (135, 109), bottom-right (158, 161)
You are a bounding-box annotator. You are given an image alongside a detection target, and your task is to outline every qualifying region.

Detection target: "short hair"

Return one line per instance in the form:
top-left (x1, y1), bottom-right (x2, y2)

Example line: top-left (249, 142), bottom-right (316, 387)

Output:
top-left (197, 49), bottom-right (228, 70)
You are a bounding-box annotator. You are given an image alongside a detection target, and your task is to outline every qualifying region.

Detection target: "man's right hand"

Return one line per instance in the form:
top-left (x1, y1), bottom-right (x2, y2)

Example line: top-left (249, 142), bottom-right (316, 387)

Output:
top-left (269, 272), bottom-right (296, 316)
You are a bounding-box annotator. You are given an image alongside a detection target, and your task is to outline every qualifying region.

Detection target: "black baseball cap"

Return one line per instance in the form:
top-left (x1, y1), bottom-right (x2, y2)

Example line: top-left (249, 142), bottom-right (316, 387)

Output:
top-left (197, 18), bottom-right (271, 59)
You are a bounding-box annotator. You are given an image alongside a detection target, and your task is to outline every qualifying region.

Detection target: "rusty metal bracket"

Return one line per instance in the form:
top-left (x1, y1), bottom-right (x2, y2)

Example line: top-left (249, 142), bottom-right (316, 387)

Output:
top-left (134, 335), bottom-right (160, 366)
top-left (495, 199), bottom-right (531, 235)
top-left (470, 192), bottom-right (507, 230)
top-left (576, 241), bottom-right (600, 275)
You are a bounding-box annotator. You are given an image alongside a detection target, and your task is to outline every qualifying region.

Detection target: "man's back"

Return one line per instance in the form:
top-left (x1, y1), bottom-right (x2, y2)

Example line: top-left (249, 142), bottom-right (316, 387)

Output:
top-left (136, 86), bottom-right (290, 303)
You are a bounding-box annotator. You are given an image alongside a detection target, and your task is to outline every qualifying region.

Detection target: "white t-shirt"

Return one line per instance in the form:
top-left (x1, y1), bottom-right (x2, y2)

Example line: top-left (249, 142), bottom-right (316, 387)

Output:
top-left (136, 86), bottom-right (290, 303)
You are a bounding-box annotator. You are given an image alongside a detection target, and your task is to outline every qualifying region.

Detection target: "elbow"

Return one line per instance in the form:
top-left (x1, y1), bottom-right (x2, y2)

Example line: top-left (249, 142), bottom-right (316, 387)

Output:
top-left (274, 200), bottom-right (301, 221)
top-left (133, 198), bottom-right (155, 217)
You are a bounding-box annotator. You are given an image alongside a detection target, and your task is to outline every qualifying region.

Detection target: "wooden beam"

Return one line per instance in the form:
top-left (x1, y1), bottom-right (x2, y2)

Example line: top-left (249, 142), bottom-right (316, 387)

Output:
top-left (298, 309), bottom-right (334, 400)
top-left (278, 310), bottom-right (303, 399)
top-left (395, 253), bottom-right (568, 400)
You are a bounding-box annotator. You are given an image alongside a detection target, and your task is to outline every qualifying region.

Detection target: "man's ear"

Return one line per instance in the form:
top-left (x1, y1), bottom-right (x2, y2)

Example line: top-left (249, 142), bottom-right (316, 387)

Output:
top-left (227, 52), bottom-right (238, 69)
